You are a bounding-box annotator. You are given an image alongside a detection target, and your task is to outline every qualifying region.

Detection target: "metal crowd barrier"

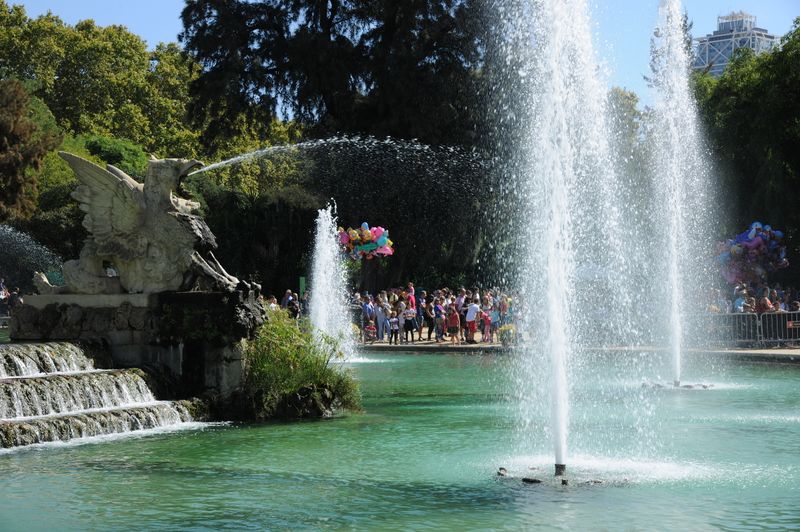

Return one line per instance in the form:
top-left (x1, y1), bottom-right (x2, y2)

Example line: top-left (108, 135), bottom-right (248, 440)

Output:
top-left (688, 311), bottom-right (800, 348)
top-left (758, 311), bottom-right (800, 346)
top-left (687, 312), bottom-right (760, 348)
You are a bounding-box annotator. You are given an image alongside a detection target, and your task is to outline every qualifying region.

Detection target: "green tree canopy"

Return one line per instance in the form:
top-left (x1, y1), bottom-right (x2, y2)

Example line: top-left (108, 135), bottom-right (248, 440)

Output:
top-left (0, 1), bottom-right (201, 158)
top-left (0, 78), bottom-right (61, 220)
top-left (695, 18), bottom-right (800, 232)
top-left (180, 0), bottom-right (485, 149)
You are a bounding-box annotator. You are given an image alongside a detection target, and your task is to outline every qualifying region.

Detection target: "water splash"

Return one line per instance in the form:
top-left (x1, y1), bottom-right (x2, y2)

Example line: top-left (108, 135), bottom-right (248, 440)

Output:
top-left (649, 0), bottom-right (714, 386)
top-left (0, 225), bottom-right (62, 289)
top-left (309, 204), bottom-right (356, 360)
top-left (189, 135), bottom-right (483, 177)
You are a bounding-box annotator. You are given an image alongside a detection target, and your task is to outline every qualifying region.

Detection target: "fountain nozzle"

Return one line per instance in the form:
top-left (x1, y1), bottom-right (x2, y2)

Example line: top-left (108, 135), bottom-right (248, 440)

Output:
top-left (555, 464), bottom-right (566, 476)
top-left (673, 380), bottom-right (681, 388)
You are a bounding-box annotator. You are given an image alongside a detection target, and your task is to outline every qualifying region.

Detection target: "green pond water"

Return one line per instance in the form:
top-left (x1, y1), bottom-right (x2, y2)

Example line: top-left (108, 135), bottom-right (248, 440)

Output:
top-left (1, 350), bottom-right (798, 530)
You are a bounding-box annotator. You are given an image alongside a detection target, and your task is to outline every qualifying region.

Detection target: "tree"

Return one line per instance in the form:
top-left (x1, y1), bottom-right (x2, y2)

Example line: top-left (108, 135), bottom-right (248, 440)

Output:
top-left (180, 0), bottom-right (484, 148)
top-left (0, 78), bottom-right (61, 220)
top-left (697, 19), bottom-right (800, 229)
top-left (0, 2), bottom-right (202, 158)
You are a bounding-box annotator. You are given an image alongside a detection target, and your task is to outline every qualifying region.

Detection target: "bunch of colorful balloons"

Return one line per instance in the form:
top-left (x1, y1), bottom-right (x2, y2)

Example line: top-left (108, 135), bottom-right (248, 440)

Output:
top-left (338, 222), bottom-right (395, 260)
top-left (716, 222), bottom-right (788, 284)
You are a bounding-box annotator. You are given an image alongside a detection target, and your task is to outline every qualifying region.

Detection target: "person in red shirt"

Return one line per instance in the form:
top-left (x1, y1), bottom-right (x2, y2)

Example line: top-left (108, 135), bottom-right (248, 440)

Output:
top-left (446, 303), bottom-right (461, 346)
top-left (755, 296), bottom-right (775, 314)
top-left (482, 310), bottom-right (493, 343)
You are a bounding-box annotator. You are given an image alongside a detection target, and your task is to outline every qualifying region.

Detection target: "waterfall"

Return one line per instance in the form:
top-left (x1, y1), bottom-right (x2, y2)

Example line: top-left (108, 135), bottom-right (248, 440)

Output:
top-left (0, 343), bottom-right (194, 448)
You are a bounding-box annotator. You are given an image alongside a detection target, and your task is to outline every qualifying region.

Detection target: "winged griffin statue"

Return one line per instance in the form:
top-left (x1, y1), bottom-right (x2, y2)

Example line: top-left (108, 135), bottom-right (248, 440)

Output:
top-left (34, 152), bottom-right (242, 295)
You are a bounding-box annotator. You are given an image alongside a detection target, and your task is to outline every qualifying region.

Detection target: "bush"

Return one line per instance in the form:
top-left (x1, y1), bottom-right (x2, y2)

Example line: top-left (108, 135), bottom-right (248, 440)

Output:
top-left (243, 309), bottom-right (361, 420)
top-left (82, 135), bottom-right (148, 179)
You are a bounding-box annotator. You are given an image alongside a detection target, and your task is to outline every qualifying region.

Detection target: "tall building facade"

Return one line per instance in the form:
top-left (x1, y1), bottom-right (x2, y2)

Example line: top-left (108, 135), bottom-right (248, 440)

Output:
top-left (692, 12), bottom-right (778, 77)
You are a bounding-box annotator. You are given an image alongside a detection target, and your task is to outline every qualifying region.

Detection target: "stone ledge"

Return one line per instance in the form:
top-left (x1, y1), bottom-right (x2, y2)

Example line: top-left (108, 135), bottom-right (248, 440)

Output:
top-left (23, 294), bottom-right (157, 310)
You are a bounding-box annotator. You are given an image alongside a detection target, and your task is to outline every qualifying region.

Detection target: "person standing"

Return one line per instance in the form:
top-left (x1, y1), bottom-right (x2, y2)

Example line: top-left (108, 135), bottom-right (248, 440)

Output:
top-left (375, 295), bottom-right (388, 342)
top-left (433, 297), bottom-right (446, 343)
top-left (388, 311), bottom-right (400, 345)
top-left (416, 290), bottom-right (426, 341)
top-left (446, 303), bottom-right (461, 346)
top-left (281, 289), bottom-right (293, 308)
top-left (424, 295), bottom-right (436, 341)
top-left (361, 296), bottom-right (376, 340)
top-left (7, 288), bottom-right (23, 315)
top-left (465, 298), bottom-right (481, 344)
top-left (403, 305), bottom-right (417, 343)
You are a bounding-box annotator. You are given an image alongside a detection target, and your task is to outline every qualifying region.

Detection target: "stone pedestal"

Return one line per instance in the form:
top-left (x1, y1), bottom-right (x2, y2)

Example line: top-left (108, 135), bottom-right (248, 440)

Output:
top-left (10, 291), bottom-right (264, 401)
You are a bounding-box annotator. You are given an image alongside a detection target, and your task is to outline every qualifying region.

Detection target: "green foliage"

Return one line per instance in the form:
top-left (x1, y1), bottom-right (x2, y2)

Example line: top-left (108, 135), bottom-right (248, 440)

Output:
top-left (83, 135), bottom-right (148, 179)
top-left (695, 18), bottom-right (800, 238)
top-left (0, 1), bottom-right (201, 157)
top-left (180, 0), bottom-right (485, 148)
top-left (498, 324), bottom-right (516, 347)
top-left (243, 310), bottom-right (361, 419)
top-left (0, 78), bottom-right (62, 220)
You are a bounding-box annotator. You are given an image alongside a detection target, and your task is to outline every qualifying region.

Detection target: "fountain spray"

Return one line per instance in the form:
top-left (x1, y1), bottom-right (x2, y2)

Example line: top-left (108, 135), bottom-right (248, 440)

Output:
top-left (498, 0), bottom-right (623, 477)
top-left (650, 0), bottom-right (713, 387)
top-left (309, 203), bottom-right (356, 360)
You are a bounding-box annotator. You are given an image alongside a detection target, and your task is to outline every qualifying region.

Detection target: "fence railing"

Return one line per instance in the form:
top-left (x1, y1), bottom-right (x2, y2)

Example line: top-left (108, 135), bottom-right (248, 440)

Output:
top-left (688, 311), bottom-right (800, 348)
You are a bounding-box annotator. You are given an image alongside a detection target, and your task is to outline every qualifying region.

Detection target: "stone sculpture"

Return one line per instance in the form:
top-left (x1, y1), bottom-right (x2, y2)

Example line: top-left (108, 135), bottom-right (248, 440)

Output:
top-left (34, 152), bottom-right (241, 295)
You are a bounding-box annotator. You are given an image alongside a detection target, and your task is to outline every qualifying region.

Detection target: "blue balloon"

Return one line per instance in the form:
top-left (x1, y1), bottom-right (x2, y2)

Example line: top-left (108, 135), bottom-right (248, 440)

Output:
top-left (377, 236), bottom-right (388, 246)
top-left (361, 222), bottom-right (369, 231)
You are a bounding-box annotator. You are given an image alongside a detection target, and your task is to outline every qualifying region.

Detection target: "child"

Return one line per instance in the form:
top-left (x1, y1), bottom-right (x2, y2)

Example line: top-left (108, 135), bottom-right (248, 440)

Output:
top-left (403, 306), bottom-right (417, 343)
top-left (482, 309), bottom-right (493, 343)
top-left (446, 303), bottom-right (461, 346)
top-left (389, 311), bottom-right (400, 345)
top-left (490, 304), bottom-right (501, 342)
top-left (363, 319), bottom-right (377, 343)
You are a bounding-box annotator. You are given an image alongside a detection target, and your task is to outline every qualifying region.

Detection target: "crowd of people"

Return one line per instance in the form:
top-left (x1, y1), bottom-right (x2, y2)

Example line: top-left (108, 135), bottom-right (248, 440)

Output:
top-left (707, 283), bottom-right (800, 314)
top-left (262, 289), bottom-right (309, 319)
top-left (353, 283), bottom-right (515, 345)
top-left (0, 278), bottom-right (23, 317)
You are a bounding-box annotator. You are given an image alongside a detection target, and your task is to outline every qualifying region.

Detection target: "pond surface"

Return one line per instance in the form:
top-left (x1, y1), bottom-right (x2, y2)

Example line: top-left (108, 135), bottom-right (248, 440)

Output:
top-left (1, 351), bottom-right (798, 530)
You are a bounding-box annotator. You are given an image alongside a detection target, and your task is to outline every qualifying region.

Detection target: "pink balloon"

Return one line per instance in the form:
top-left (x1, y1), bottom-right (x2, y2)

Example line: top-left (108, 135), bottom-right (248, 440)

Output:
top-left (339, 232), bottom-right (350, 244)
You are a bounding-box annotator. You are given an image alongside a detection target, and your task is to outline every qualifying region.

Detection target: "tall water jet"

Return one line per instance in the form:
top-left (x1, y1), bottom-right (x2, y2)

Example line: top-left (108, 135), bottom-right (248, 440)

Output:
top-left (309, 204), bottom-right (355, 360)
top-left (649, 0), bottom-right (714, 387)
top-left (496, 0), bottom-right (626, 476)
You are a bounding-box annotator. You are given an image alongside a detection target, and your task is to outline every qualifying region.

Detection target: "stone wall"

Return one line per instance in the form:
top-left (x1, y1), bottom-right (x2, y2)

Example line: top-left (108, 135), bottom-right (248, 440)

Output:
top-left (10, 291), bottom-right (264, 403)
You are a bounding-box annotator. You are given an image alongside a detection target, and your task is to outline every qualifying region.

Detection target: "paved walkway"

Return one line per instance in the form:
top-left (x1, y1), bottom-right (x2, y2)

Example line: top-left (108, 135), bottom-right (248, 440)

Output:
top-left (363, 337), bottom-right (504, 353)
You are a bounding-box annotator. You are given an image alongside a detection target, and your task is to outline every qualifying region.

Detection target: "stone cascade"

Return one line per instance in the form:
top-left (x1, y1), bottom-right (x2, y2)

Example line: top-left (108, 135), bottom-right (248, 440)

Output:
top-left (0, 343), bottom-right (193, 448)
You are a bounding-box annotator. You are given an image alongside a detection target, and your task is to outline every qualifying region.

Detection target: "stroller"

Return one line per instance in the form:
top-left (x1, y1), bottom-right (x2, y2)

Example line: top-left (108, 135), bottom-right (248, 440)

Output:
top-left (363, 322), bottom-right (377, 343)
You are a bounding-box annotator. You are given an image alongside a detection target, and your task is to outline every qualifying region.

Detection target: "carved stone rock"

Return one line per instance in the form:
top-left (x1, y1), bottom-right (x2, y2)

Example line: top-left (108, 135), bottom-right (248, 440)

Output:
top-left (34, 152), bottom-right (245, 295)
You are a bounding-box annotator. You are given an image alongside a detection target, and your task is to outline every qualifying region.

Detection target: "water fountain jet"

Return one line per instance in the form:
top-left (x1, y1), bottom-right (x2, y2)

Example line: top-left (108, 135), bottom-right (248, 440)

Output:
top-left (309, 203), bottom-right (355, 360)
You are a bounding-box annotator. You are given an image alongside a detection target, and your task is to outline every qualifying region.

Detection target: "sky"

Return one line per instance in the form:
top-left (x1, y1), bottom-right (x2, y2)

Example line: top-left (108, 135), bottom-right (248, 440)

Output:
top-left (14, 0), bottom-right (800, 106)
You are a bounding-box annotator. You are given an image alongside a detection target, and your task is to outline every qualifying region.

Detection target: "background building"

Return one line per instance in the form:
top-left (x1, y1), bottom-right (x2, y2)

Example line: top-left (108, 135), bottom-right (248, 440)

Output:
top-left (692, 12), bottom-right (778, 77)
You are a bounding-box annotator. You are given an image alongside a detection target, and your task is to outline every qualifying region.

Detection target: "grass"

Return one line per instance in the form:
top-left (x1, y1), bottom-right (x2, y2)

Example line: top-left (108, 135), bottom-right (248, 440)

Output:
top-left (243, 309), bottom-right (361, 420)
